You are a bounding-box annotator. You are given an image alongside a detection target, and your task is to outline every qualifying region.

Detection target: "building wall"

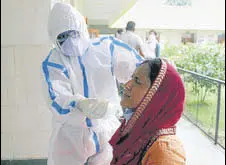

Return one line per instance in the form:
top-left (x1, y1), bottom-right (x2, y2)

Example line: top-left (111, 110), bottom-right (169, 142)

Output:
top-left (1, 0), bottom-right (53, 160)
top-left (1, 45), bottom-right (52, 160)
top-left (195, 30), bottom-right (223, 44)
top-left (136, 29), bottom-right (224, 45)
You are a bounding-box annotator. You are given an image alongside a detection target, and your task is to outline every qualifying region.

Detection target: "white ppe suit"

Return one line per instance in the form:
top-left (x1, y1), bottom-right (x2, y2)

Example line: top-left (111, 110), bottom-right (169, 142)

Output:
top-left (42, 3), bottom-right (143, 165)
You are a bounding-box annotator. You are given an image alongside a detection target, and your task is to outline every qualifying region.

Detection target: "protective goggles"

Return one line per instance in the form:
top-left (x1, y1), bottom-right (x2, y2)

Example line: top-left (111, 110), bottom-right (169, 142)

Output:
top-left (57, 30), bottom-right (80, 45)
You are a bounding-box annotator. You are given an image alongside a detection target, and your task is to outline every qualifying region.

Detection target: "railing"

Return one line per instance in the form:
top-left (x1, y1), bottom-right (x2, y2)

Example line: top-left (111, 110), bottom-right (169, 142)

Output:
top-left (177, 68), bottom-right (225, 149)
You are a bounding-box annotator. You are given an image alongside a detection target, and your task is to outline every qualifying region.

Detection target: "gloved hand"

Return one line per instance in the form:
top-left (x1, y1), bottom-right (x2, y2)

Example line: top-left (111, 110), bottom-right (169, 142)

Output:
top-left (77, 98), bottom-right (109, 119)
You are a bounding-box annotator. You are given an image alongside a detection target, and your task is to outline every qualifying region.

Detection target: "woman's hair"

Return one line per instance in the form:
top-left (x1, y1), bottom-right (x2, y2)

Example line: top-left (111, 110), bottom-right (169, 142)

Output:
top-left (142, 58), bottom-right (162, 85)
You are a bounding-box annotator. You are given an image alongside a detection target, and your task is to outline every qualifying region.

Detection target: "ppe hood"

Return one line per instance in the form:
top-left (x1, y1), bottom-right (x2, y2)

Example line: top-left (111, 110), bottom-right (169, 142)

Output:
top-left (48, 3), bottom-right (89, 45)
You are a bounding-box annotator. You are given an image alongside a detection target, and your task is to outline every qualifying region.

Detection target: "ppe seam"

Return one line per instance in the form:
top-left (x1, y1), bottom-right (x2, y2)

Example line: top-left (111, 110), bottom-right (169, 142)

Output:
top-left (77, 56), bottom-right (100, 154)
top-left (42, 49), bottom-right (73, 115)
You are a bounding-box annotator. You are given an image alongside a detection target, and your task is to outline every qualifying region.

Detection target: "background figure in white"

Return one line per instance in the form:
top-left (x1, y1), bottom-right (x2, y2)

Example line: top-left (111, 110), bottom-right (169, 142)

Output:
top-left (42, 3), bottom-right (143, 165)
top-left (120, 21), bottom-right (145, 58)
top-left (144, 30), bottom-right (160, 59)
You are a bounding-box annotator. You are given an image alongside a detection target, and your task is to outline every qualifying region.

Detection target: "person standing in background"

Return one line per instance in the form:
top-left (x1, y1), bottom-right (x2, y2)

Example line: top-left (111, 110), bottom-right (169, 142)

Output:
top-left (145, 30), bottom-right (160, 59)
top-left (115, 28), bottom-right (124, 39)
top-left (120, 21), bottom-right (145, 58)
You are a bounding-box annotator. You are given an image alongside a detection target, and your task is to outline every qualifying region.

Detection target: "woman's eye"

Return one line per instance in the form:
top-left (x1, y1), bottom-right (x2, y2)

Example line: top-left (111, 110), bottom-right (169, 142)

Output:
top-left (134, 77), bottom-right (141, 84)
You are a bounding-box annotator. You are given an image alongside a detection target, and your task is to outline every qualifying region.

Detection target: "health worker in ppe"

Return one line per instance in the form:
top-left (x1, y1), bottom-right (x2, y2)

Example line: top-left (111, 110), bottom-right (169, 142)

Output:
top-left (42, 3), bottom-right (143, 165)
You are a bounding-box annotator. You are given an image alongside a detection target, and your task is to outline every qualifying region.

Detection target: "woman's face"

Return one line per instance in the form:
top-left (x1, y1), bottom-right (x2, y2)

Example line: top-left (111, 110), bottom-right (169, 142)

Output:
top-left (121, 63), bottom-right (151, 109)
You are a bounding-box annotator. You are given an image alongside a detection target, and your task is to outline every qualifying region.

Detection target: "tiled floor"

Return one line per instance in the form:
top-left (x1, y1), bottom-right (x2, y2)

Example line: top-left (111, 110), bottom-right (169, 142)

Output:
top-left (177, 117), bottom-right (225, 165)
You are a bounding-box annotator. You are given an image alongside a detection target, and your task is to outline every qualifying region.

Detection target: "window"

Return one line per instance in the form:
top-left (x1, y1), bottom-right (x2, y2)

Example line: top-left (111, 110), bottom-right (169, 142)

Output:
top-left (163, 0), bottom-right (192, 6)
top-left (181, 33), bottom-right (196, 44)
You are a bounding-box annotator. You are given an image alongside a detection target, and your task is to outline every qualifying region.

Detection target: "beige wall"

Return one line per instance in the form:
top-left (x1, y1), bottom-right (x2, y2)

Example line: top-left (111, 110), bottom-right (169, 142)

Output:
top-left (1, 0), bottom-right (51, 46)
top-left (1, 0), bottom-right (53, 160)
top-left (1, 45), bottom-right (52, 160)
top-left (1, 0), bottom-right (86, 160)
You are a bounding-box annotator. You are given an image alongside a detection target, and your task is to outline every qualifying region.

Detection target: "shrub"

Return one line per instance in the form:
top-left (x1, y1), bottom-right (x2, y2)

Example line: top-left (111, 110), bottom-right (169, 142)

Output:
top-left (161, 43), bottom-right (225, 102)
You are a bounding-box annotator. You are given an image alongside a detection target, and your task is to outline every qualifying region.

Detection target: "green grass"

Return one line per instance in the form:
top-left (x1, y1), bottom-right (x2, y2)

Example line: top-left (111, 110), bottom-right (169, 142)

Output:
top-left (181, 76), bottom-right (225, 148)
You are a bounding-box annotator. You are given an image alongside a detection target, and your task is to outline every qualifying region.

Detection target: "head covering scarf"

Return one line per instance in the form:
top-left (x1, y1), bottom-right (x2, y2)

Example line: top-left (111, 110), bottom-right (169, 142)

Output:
top-left (109, 60), bottom-right (185, 164)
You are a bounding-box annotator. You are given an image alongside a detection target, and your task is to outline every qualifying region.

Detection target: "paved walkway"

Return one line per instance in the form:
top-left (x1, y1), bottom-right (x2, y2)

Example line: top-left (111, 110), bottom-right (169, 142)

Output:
top-left (177, 117), bottom-right (225, 165)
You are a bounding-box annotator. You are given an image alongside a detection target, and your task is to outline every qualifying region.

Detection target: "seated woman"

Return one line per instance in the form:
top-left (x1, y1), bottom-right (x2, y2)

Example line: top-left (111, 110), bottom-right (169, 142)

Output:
top-left (109, 58), bottom-right (186, 165)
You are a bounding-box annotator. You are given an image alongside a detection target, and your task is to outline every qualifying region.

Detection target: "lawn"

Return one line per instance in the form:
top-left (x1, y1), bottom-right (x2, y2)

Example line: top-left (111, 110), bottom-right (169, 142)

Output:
top-left (180, 73), bottom-right (225, 148)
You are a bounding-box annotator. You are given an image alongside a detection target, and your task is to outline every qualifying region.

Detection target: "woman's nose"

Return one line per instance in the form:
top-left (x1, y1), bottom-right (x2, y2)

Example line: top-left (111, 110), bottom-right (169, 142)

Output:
top-left (125, 80), bottom-right (133, 91)
top-left (119, 80), bottom-right (132, 96)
